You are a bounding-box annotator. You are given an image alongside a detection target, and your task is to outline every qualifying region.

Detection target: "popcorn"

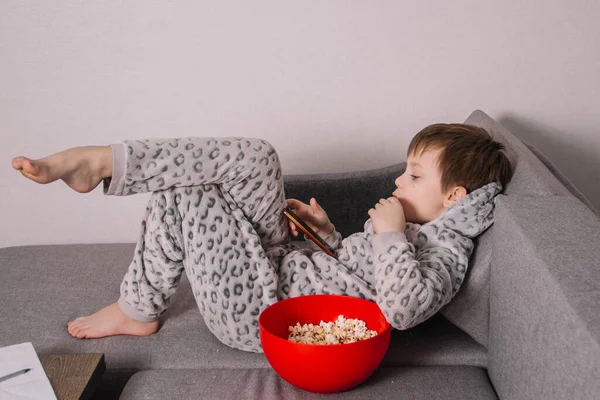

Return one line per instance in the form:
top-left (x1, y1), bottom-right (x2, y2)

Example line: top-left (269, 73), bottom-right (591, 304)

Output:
top-left (288, 315), bottom-right (377, 345)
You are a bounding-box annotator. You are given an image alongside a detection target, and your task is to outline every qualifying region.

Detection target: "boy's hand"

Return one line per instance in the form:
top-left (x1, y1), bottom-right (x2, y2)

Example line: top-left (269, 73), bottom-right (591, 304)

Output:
top-left (285, 198), bottom-right (334, 237)
top-left (368, 197), bottom-right (406, 234)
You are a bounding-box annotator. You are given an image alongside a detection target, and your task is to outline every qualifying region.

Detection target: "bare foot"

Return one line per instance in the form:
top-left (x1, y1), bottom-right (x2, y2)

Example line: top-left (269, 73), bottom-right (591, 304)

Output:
top-left (12, 145), bottom-right (113, 193)
top-left (67, 302), bottom-right (159, 339)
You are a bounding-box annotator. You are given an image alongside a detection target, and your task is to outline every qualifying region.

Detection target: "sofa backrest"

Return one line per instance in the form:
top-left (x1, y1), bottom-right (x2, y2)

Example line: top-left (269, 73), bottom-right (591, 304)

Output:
top-left (489, 195), bottom-right (600, 399)
top-left (440, 110), bottom-right (595, 348)
top-left (283, 163), bottom-right (406, 239)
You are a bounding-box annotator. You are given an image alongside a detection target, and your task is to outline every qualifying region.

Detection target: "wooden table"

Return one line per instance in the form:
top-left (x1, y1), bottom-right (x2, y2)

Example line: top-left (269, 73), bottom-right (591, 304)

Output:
top-left (39, 354), bottom-right (106, 400)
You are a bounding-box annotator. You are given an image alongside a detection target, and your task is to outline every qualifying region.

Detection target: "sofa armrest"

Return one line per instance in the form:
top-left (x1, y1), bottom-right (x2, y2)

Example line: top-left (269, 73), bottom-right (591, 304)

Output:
top-left (489, 195), bottom-right (600, 400)
top-left (283, 163), bottom-right (406, 239)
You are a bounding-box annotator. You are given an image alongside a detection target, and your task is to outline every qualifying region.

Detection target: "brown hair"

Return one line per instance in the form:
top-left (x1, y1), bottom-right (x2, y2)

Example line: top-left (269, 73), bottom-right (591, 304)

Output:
top-left (407, 123), bottom-right (513, 193)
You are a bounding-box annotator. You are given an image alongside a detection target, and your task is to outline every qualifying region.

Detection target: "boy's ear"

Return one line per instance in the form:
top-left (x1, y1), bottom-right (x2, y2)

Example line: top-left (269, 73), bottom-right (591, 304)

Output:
top-left (443, 186), bottom-right (467, 208)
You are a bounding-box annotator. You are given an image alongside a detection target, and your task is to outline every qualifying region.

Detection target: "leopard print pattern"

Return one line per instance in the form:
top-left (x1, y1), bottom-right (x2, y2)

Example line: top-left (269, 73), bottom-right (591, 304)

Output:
top-left (108, 137), bottom-right (501, 352)
top-left (373, 182), bottom-right (501, 329)
top-left (112, 137), bottom-right (376, 352)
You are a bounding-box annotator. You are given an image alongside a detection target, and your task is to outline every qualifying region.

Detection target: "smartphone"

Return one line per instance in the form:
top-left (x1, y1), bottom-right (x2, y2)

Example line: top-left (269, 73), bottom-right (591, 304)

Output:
top-left (283, 206), bottom-right (337, 259)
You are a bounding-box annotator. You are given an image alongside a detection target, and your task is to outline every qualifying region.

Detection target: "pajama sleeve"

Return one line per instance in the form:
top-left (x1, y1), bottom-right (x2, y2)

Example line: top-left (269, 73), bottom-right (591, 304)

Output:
top-left (371, 231), bottom-right (462, 330)
top-left (303, 226), bottom-right (343, 253)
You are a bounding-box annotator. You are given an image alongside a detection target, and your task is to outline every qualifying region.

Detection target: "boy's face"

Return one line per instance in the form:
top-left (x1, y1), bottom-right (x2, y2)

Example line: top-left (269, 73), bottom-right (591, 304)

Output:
top-left (392, 148), bottom-right (450, 224)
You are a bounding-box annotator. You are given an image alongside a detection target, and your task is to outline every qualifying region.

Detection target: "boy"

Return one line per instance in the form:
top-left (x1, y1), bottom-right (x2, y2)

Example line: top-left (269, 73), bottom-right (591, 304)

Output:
top-left (12, 123), bottom-right (512, 353)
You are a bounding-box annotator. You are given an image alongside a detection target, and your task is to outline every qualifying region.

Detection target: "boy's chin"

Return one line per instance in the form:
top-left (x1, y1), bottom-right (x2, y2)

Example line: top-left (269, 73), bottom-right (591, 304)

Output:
top-left (404, 213), bottom-right (420, 224)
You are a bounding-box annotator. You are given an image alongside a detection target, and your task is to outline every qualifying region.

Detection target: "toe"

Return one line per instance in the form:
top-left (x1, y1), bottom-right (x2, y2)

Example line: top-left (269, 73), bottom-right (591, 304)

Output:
top-left (21, 158), bottom-right (39, 174)
top-left (20, 169), bottom-right (44, 184)
top-left (73, 327), bottom-right (83, 338)
top-left (76, 326), bottom-right (89, 339)
top-left (11, 157), bottom-right (23, 170)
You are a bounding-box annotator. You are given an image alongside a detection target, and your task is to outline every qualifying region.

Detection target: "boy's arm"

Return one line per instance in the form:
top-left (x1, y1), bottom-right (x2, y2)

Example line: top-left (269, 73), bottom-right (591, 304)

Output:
top-left (371, 231), bottom-right (467, 330)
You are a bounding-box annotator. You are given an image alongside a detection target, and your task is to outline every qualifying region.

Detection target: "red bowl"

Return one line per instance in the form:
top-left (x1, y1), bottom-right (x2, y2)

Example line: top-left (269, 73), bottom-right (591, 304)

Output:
top-left (258, 294), bottom-right (391, 394)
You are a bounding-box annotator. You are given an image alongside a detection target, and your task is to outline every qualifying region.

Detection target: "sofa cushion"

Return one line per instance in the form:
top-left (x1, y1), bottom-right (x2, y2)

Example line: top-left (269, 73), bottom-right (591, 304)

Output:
top-left (488, 195), bottom-right (600, 400)
top-left (119, 366), bottom-right (498, 400)
top-left (441, 109), bottom-right (579, 348)
top-left (0, 243), bottom-right (487, 373)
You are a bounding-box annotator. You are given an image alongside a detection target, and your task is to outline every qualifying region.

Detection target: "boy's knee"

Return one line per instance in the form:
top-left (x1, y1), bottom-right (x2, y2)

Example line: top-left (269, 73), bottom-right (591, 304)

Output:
top-left (249, 139), bottom-right (281, 171)
top-left (253, 138), bottom-right (278, 159)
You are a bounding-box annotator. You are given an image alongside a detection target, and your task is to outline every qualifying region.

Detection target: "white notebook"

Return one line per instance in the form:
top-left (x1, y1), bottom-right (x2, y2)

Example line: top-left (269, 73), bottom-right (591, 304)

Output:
top-left (0, 342), bottom-right (57, 400)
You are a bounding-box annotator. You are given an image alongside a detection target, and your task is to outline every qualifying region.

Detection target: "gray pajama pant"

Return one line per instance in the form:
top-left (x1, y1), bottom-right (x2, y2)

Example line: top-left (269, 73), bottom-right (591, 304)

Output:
top-left (105, 137), bottom-right (376, 352)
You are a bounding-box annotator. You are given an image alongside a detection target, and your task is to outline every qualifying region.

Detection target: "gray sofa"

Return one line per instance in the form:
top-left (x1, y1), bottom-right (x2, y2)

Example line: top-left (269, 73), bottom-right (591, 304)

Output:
top-left (1, 110), bottom-right (599, 399)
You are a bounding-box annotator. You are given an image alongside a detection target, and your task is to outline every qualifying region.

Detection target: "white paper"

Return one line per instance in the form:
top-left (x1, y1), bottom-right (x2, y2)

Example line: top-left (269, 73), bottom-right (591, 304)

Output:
top-left (0, 342), bottom-right (57, 400)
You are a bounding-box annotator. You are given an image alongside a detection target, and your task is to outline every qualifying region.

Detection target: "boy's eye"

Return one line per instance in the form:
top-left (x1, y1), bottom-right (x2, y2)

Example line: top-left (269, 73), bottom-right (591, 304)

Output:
top-left (410, 175), bottom-right (420, 180)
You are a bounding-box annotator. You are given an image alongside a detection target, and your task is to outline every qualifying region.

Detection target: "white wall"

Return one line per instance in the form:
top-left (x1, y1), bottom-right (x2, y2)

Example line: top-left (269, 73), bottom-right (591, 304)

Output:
top-left (2, 0), bottom-right (599, 248)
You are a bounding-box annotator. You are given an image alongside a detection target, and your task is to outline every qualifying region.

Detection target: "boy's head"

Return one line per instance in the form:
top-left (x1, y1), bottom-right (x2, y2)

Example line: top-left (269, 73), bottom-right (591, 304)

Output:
top-left (393, 123), bottom-right (513, 224)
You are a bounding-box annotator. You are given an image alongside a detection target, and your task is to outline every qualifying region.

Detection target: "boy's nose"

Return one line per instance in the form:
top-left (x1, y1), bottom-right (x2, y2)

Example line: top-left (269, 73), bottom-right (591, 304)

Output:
top-left (395, 174), bottom-right (403, 188)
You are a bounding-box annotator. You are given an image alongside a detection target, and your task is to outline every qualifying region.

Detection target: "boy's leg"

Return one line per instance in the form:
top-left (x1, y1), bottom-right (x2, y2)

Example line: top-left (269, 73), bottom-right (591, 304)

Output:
top-left (116, 190), bottom-right (187, 323)
top-left (66, 189), bottom-right (186, 339)
top-left (67, 181), bottom-right (288, 349)
top-left (118, 182), bottom-right (283, 352)
top-left (167, 183), bottom-right (284, 352)
top-left (105, 137), bottom-right (288, 248)
top-left (62, 138), bottom-right (289, 346)
top-left (13, 137), bottom-right (289, 248)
